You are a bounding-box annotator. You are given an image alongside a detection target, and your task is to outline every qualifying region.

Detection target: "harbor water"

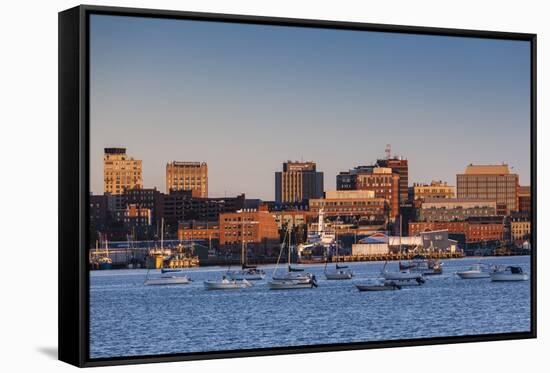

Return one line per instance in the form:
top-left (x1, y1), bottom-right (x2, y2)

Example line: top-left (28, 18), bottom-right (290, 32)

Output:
top-left (90, 256), bottom-right (531, 358)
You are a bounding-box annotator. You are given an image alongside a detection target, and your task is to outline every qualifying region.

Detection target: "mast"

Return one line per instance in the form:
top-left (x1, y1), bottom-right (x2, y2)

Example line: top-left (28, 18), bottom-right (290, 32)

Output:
top-left (160, 217), bottom-right (164, 251)
top-left (241, 217), bottom-right (245, 267)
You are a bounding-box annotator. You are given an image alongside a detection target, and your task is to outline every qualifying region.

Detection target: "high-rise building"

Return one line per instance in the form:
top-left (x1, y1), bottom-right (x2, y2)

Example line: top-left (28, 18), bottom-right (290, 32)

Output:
top-left (518, 185), bottom-right (531, 213)
top-left (377, 157), bottom-right (409, 204)
top-left (166, 161), bottom-right (208, 197)
top-left (456, 164), bottom-right (519, 214)
top-left (413, 181), bottom-right (455, 201)
top-left (275, 161), bottom-right (324, 204)
top-left (336, 166), bottom-right (399, 220)
top-left (103, 148), bottom-right (143, 195)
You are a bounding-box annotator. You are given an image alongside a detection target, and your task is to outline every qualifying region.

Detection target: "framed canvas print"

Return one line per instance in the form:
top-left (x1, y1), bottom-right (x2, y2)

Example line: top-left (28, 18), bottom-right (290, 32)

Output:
top-left (58, 5), bottom-right (537, 367)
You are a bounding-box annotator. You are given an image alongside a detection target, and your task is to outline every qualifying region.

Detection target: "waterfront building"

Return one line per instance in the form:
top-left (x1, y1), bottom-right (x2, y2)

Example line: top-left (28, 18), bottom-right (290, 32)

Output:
top-left (275, 161), bottom-right (324, 204)
top-left (163, 190), bottom-right (245, 229)
top-left (518, 186), bottom-right (531, 213)
top-left (456, 164), bottom-right (519, 214)
top-left (219, 206), bottom-right (280, 255)
top-left (309, 190), bottom-right (388, 221)
top-left (510, 213), bottom-right (531, 243)
top-left (413, 181), bottom-right (455, 201)
top-left (103, 147), bottom-right (143, 195)
top-left (336, 166), bottom-right (399, 220)
top-left (166, 161), bottom-right (208, 197)
top-left (377, 156), bottom-right (409, 204)
top-left (409, 216), bottom-right (504, 243)
top-left (418, 198), bottom-right (497, 222)
top-left (177, 221), bottom-right (220, 242)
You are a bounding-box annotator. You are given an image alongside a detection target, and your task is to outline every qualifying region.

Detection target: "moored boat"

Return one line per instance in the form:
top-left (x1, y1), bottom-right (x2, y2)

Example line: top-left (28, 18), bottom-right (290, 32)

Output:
top-left (144, 274), bottom-right (191, 286)
top-left (490, 266), bottom-right (528, 282)
top-left (381, 262), bottom-right (424, 283)
top-left (268, 276), bottom-right (318, 290)
top-left (456, 263), bottom-right (492, 279)
top-left (356, 282), bottom-right (401, 291)
top-left (203, 278), bottom-right (252, 290)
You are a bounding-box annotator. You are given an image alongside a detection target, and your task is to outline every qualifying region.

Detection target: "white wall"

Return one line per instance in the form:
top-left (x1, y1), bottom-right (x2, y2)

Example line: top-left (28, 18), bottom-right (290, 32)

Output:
top-left (0, 1), bottom-right (547, 372)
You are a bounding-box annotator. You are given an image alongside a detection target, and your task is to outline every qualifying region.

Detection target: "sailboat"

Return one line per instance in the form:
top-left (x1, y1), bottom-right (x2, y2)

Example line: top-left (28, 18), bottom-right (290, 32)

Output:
top-left (269, 227), bottom-right (317, 289)
top-left (98, 238), bottom-right (113, 270)
top-left (324, 220), bottom-right (353, 280)
top-left (145, 219), bottom-right (191, 285)
top-left (226, 218), bottom-right (265, 280)
top-left (380, 221), bottom-right (424, 285)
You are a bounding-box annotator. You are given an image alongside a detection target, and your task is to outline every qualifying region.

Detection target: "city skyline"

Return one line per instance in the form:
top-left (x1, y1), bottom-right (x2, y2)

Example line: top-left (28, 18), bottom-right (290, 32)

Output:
top-left (90, 15), bottom-right (531, 200)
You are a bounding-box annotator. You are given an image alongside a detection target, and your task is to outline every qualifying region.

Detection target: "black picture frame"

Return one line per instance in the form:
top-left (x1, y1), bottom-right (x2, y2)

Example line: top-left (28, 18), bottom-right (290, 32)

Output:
top-left (58, 4), bottom-right (537, 368)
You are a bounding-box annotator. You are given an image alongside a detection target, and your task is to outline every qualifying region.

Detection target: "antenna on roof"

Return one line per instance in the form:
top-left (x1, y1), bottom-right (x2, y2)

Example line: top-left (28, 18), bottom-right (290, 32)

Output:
top-left (385, 144), bottom-right (391, 160)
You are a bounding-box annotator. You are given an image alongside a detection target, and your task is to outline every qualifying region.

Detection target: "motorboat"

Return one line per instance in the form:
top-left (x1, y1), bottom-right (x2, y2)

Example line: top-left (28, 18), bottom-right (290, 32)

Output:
top-left (490, 266), bottom-right (529, 282)
top-left (144, 274), bottom-right (191, 286)
top-left (456, 263), bottom-right (492, 279)
top-left (203, 277), bottom-right (252, 290)
top-left (384, 278), bottom-right (424, 286)
top-left (268, 276), bottom-right (318, 290)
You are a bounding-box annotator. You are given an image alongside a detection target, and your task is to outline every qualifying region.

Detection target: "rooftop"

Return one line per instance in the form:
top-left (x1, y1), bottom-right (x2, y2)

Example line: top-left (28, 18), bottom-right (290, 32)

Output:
top-left (463, 164), bottom-right (510, 175)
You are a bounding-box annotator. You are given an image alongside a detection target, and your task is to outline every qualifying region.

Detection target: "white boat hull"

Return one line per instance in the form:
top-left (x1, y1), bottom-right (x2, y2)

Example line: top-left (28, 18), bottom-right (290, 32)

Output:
top-left (325, 270), bottom-right (353, 280)
top-left (457, 271), bottom-right (491, 279)
top-left (144, 276), bottom-right (191, 286)
top-left (203, 280), bottom-right (252, 290)
top-left (268, 280), bottom-right (314, 289)
top-left (272, 273), bottom-right (312, 283)
top-left (490, 273), bottom-right (529, 282)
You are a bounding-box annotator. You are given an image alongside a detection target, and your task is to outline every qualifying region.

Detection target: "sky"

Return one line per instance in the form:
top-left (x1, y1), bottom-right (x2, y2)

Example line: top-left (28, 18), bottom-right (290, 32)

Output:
top-left (89, 14), bottom-right (531, 200)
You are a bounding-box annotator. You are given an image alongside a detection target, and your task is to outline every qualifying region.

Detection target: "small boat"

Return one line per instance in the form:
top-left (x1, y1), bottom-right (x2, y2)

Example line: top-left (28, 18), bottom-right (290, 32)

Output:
top-left (271, 227), bottom-right (314, 285)
top-left (325, 267), bottom-right (354, 280)
top-left (268, 276), bottom-right (318, 290)
top-left (161, 268), bottom-right (182, 274)
top-left (400, 256), bottom-right (443, 276)
top-left (456, 263), bottom-right (492, 279)
top-left (356, 282), bottom-right (401, 292)
top-left (381, 262), bottom-right (424, 283)
top-left (203, 277), bottom-right (252, 290)
top-left (226, 266), bottom-right (266, 281)
top-left (98, 257), bottom-right (113, 270)
top-left (490, 266), bottom-right (529, 282)
top-left (144, 274), bottom-right (191, 286)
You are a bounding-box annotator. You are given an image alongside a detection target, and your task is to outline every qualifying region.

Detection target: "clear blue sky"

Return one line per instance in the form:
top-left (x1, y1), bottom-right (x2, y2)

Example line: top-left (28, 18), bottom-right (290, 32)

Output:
top-left (89, 14), bottom-right (531, 200)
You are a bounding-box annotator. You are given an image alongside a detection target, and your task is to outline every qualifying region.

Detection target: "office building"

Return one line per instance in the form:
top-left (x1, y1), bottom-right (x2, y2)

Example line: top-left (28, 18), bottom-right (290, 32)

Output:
top-left (275, 161), bottom-right (324, 204)
top-left (103, 147), bottom-right (142, 195)
top-left (166, 161), bottom-right (208, 197)
top-left (456, 164), bottom-right (519, 214)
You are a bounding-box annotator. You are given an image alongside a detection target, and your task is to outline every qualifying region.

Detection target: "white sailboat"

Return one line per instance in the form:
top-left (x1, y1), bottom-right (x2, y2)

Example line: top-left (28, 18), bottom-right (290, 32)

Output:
top-left (226, 218), bottom-right (265, 281)
top-left (203, 277), bottom-right (252, 290)
top-left (380, 262), bottom-right (425, 285)
top-left (145, 219), bottom-right (191, 286)
top-left (325, 220), bottom-right (353, 280)
top-left (269, 227), bottom-right (317, 289)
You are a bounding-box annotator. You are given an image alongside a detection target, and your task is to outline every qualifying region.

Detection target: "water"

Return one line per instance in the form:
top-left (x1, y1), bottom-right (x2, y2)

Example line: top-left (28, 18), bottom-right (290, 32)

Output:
top-left (89, 256), bottom-right (531, 359)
